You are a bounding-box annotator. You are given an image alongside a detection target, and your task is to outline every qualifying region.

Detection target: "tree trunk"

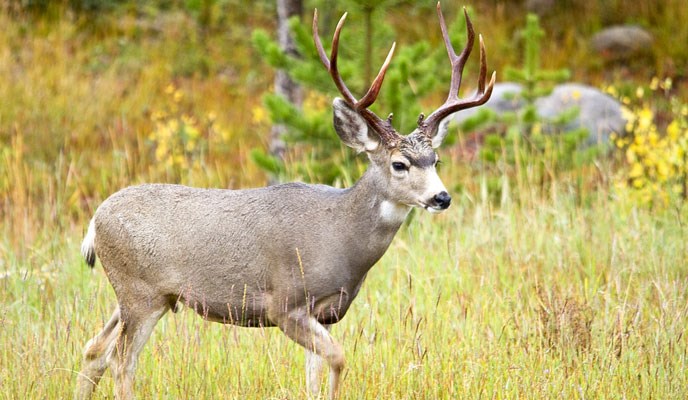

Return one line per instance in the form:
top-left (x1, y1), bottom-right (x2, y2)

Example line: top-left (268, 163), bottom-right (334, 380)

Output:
top-left (270, 0), bottom-right (303, 177)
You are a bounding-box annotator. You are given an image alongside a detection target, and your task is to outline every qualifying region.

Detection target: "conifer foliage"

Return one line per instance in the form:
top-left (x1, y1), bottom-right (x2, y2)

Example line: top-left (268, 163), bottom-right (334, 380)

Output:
top-left (251, 2), bottom-right (472, 184)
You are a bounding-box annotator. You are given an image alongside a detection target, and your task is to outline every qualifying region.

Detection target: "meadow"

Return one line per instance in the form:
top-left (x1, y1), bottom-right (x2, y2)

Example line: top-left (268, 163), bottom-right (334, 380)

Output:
top-left (1, 1), bottom-right (687, 399)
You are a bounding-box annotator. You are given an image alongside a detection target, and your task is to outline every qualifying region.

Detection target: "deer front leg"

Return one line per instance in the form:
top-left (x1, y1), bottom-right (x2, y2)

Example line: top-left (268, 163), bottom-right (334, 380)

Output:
top-left (276, 312), bottom-right (344, 399)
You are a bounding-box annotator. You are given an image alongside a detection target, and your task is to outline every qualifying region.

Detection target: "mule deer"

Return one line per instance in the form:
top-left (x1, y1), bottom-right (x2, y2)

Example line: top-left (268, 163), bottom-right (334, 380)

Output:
top-left (75, 3), bottom-right (494, 399)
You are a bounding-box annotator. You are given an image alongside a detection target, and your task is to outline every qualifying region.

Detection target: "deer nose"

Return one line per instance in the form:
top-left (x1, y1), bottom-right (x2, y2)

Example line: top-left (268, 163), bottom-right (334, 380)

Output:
top-left (433, 191), bottom-right (451, 209)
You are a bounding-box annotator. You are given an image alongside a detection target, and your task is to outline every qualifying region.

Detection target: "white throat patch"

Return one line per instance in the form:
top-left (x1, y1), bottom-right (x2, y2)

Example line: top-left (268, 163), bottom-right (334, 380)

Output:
top-left (379, 201), bottom-right (411, 224)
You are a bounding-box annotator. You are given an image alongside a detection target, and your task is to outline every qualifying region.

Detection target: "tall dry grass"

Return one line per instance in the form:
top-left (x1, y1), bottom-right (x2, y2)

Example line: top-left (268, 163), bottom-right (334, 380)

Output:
top-left (2, 170), bottom-right (687, 398)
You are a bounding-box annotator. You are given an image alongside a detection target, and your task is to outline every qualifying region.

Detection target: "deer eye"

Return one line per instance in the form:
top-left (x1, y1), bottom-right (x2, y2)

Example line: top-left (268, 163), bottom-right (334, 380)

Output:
top-left (392, 162), bottom-right (408, 172)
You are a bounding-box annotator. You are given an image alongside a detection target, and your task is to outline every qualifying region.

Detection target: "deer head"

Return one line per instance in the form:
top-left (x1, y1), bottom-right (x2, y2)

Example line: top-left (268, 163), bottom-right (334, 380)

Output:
top-left (313, 2), bottom-right (495, 214)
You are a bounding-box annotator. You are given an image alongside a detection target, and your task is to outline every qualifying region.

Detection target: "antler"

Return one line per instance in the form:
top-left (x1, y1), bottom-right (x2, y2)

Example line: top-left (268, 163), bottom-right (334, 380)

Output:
top-left (419, 3), bottom-right (496, 138)
top-left (313, 9), bottom-right (401, 145)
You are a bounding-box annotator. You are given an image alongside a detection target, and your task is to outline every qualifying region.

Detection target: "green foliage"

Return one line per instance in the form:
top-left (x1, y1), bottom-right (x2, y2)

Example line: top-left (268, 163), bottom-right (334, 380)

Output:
top-left (251, 3), bottom-right (469, 184)
top-left (12, 0), bottom-right (115, 14)
top-left (504, 15), bottom-right (571, 103)
top-left (250, 147), bottom-right (282, 176)
top-left (460, 14), bottom-right (595, 199)
top-left (249, 92), bottom-right (344, 182)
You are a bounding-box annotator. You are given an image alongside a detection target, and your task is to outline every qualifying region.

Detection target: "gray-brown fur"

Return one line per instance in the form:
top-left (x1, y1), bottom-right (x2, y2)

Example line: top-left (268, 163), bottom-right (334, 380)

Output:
top-left (95, 176), bottom-right (402, 326)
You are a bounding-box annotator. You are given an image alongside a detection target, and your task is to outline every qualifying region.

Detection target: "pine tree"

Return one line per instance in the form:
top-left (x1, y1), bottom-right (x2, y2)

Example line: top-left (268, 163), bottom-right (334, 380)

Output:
top-left (503, 13), bottom-right (571, 129)
top-left (460, 14), bottom-right (593, 182)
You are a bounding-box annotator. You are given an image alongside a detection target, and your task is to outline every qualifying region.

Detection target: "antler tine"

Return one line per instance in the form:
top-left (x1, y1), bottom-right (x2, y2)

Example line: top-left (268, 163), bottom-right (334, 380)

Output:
top-left (313, 10), bottom-right (356, 105)
top-left (356, 42), bottom-right (396, 109)
top-left (313, 9), bottom-right (401, 145)
top-left (440, 6), bottom-right (474, 101)
top-left (477, 34), bottom-right (487, 93)
top-left (312, 10), bottom-right (329, 68)
top-left (420, 3), bottom-right (495, 138)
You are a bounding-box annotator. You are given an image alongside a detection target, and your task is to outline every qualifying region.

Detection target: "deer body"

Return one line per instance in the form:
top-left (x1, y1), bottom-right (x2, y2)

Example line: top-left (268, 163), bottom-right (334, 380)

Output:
top-left (90, 169), bottom-right (407, 328)
top-left (76, 4), bottom-right (494, 399)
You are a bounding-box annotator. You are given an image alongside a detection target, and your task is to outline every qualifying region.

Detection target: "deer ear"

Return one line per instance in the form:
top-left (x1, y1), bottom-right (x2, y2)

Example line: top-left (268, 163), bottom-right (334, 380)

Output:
top-left (333, 98), bottom-right (380, 153)
top-left (429, 117), bottom-right (451, 149)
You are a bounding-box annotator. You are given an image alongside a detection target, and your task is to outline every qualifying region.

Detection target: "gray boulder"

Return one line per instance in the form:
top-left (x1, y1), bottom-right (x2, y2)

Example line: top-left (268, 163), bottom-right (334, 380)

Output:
top-left (452, 82), bottom-right (626, 146)
top-left (591, 25), bottom-right (654, 60)
top-left (535, 83), bottom-right (626, 145)
top-left (451, 82), bottom-right (524, 121)
top-left (526, 0), bottom-right (556, 15)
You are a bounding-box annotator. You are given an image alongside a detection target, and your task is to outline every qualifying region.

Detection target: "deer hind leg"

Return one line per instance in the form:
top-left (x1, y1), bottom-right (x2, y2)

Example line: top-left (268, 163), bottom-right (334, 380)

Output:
top-left (276, 313), bottom-right (343, 399)
top-left (107, 302), bottom-right (168, 400)
top-left (305, 324), bottom-right (331, 398)
top-left (75, 308), bottom-right (121, 400)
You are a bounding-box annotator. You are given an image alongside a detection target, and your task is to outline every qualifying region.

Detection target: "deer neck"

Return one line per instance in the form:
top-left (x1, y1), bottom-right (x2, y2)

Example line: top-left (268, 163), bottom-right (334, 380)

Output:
top-left (342, 165), bottom-right (411, 237)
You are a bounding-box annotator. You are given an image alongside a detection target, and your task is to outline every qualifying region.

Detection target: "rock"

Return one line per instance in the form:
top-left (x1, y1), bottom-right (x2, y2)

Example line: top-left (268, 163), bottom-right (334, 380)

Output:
top-left (451, 82), bottom-right (626, 146)
top-left (535, 83), bottom-right (626, 145)
top-left (452, 82), bottom-right (524, 122)
top-left (526, 0), bottom-right (556, 16)
top-left (591, 25), bottom-right (654, 60)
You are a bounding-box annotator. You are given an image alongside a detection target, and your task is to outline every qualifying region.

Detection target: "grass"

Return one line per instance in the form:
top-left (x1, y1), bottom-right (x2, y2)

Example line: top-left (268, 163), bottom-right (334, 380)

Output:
top-left (2, 177), bottom-right (687, 398)
top-left (1, 2), bottom-right (687, 399)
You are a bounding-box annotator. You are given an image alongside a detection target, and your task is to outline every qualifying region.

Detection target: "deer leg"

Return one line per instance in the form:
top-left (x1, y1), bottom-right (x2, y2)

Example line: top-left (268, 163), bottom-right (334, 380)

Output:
top-left (75, 308), bottom-right (121, 400)
top-left (306, 349), bottom-right (324, 397)
top-left (277, 313), bottom-right (343, 399)
top-left (107, 303), bottom-right (168, 400)
top-left (305, 324), bottom-right (331, 398)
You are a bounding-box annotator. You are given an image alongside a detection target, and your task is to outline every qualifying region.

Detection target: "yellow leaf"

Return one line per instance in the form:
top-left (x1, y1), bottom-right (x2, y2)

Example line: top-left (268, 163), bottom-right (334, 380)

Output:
top-left (657, 161), bottom-right (670, 180)
top-left (629, 162), bottom-right (644, 178)
top-left (252, 106), bottom-right (268, 124)
top-left (667, 120), bottom-right (680, 140)
top-left (637, 106), bottom-right (654, 131)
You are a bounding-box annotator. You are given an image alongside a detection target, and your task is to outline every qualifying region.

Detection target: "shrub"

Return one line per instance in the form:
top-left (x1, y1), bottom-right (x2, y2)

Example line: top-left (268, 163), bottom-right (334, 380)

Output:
top-left (146, 83), bottom-right (226, 183)
top-left (611, 78), bottom-right (688, 207)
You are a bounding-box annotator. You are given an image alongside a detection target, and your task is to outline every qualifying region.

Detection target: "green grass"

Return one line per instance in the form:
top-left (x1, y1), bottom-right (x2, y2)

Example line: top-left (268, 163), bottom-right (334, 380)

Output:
top-left (2, 180), bottom-right (686, 398)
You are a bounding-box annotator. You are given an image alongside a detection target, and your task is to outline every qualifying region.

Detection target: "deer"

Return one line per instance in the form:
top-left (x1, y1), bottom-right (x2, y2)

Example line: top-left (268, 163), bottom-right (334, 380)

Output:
top-left (75, 3), bottom-right (494, 399)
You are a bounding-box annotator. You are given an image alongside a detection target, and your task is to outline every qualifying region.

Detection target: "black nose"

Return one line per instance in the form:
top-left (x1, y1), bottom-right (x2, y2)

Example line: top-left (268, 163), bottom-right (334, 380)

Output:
top-left (433, 191), bottom-right (451, 209)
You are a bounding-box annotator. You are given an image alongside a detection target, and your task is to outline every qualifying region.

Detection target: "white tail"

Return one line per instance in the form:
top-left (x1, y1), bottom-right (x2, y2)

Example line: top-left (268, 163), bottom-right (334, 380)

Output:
top-left (80, 218), bottom-right (96, 268)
